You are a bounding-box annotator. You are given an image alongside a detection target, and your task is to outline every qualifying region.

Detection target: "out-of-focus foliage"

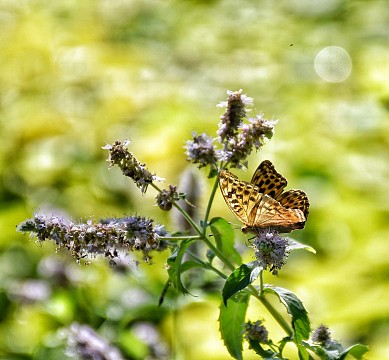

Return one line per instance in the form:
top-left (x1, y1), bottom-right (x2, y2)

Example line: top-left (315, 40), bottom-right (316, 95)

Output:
top-left (1, 0), bottom-right (388, 359)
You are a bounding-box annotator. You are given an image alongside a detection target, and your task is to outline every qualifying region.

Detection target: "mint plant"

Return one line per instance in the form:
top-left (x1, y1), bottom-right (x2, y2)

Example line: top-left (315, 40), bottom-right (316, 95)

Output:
top-left (18, 90), bottom-right (368, 360)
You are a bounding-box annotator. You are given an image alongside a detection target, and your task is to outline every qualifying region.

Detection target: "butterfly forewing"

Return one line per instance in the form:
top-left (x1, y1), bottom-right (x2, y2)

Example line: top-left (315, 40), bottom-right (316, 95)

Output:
top-left (219, 160), bottom-right (309, 233)
top-left (250, 160), bottom-right (287, 199)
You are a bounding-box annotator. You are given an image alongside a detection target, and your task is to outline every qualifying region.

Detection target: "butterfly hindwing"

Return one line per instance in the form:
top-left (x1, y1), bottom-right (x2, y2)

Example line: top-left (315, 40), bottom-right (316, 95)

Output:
top-left (277, 189), bottom-right (310, 218)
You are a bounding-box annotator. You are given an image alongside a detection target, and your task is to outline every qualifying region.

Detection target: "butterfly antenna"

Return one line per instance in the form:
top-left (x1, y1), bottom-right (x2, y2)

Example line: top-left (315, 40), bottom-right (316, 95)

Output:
top-left (208, 223), bottom-right (240, 237)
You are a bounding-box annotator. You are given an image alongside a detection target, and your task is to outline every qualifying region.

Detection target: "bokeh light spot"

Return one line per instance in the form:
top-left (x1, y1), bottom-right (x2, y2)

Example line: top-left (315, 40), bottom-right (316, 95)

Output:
top-left (314, 46), bottom-right (352, 82)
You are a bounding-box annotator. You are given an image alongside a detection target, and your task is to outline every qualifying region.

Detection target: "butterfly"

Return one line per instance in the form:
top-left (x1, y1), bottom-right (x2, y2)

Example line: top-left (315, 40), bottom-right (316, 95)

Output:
top-left (219, 160), bottom-right (309, 233)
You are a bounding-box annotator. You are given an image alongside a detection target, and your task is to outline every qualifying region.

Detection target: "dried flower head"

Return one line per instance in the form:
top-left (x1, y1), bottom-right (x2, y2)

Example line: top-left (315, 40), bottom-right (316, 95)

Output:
top-left (155, 185), bottom-right (183, 211)
top-left (252, 229), bottom-right (289, 275)
top-left (243, 320), bottom-right (269, 343)
top-left (104, 140), bottom-right (160, 193)
top-left (17, 215), bottom-right (168, 263)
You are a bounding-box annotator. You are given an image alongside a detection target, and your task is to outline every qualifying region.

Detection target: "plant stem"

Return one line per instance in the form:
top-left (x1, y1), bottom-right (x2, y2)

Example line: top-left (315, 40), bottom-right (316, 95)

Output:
top-left (248, 285), bottom-right (293, 336)
top-left (201, 235), bottom-right (235, 271)
top-left (152, 174), bottom-right (292, 336)
top-left (259, 270), bottom-right (264, 296)
top-left (151, 181), bottom-right (235, 271)
top-left (185, 250), bottom-right (228, 279)
top-left (151, 183), bottom-right (203, 237)
top-left (201, 176), bottom-right (220, 236)
top-left (161, 235), bottom-right (201, 241)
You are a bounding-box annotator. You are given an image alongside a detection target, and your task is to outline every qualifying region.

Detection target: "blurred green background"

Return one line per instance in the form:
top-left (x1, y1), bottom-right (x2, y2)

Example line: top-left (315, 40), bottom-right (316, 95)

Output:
top-left (1, 0), bottom-right (388, 359)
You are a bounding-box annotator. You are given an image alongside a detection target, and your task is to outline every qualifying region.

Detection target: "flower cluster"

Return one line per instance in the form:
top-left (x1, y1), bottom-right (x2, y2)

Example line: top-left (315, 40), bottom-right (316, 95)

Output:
top-left (185, 132), bottom-right (217, 168)
top-left (62, 323), bottom-right (124, 360)
top-left (252, 229), bottom-right (289, 275)
top-left (221, 115), bottom-right (277, 169)
top-left (155, 184), bottom-right (183, 211)
top-left (311, 324), bottom-right (334, 348)
top-left (104, 140), bottom-right (159, 193)
top-left (217, 90), bottom-right (253, 141)
top-left (17, 215), bottom-right (168, 263)
top-left (243, 320), bottom-right (269, 343)
top-left (185, 90), bottom-right (277, 170)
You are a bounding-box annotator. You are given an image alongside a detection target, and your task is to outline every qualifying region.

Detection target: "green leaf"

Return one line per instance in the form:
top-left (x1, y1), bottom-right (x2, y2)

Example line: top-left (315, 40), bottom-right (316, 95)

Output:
top-left (166, 239), bottom-right (195, 295)
top-left (208, 168), bottom-right (218, 178)
top-left (222, 263), bottom-right (262, 305)
top-left (302, 340), bottom-right (368, 360)
top-left (209, 217), bottom-right (242, 265)
top-left (339, 344), bottom-right (369, 360)
top-left (265, 286), bottom-right (311, 359)
top-left (247, 339), bottom-right (279, 358)
top-left (286, 237), bottom-right (316, 254)
top-left (180, 260), bottom-right (205, 273)
top-left (219, 292), bottom-right (249, 360)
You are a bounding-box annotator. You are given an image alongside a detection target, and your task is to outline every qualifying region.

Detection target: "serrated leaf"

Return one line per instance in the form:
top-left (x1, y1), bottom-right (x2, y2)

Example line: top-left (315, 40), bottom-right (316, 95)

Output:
top-left (166, 239), bottom-right (195, 295)
top-left (339, 344), bottom-right (369, 360)
top-left (219, 292), bottom-right (249, 360)
top-left (209, 217), bottom-right (242, 265)
top-left (286, 237), bottom-right (316, 254)
top-left (265, 286), bottom-right (310, 342)
top-left (222, 263), bottom-right (261, 305)
top-left (302, 341), bottom-right (368, 360)
top-left (302, 341), bottom-right (341, 360)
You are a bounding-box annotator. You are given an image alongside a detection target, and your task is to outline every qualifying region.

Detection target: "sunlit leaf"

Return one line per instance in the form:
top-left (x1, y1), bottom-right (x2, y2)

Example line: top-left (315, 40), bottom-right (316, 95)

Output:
top-left (264, 286), bottom-right (310, 345)
top-left (340, 344), bottom-right (369, 359)
top-left (222, 262), bottom-right (261, 305)
top-left (219, 292), bottom-right (249, 360)
top-left (302, 339), bottom-right (368, 360)
top-left (286, 237), bottom-right (316, 254)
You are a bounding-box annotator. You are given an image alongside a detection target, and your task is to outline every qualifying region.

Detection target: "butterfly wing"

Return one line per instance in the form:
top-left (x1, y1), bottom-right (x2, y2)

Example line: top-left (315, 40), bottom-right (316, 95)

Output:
top-left (219, 170), bottom-right (306, 233)
top-left (219, 170), bottom-right (252, 226)
top-left (250, 160), bottom-right (287, 199)
top-left (276, 189), bottom-right (310, 219)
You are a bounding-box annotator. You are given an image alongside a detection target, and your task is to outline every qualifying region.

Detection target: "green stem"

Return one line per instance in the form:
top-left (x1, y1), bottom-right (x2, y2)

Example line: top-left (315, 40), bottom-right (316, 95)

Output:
top-left (151, 183), bottom-right (203, 237)
top-left (152, 180), bottom-right (235, 271)
top-left (185, 250), bottom-right (228, 279)
top-left (248, 285), bottom-right (293, 336)
top-left (152, 175), bottom-right (292, 336)
top-left (201, 175), bottom-right (220, 236)
top-left (161, 235), bottom-right (201, 241)
top-left (259, 270), bottom-right (264, 296)
top-left (201, 235), bottom-right (235, 271)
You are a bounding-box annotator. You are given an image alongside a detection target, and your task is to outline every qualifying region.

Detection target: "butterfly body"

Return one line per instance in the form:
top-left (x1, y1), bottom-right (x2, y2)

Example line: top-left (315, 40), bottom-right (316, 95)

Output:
top-left (219, 160), bottom-right (309, 234)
